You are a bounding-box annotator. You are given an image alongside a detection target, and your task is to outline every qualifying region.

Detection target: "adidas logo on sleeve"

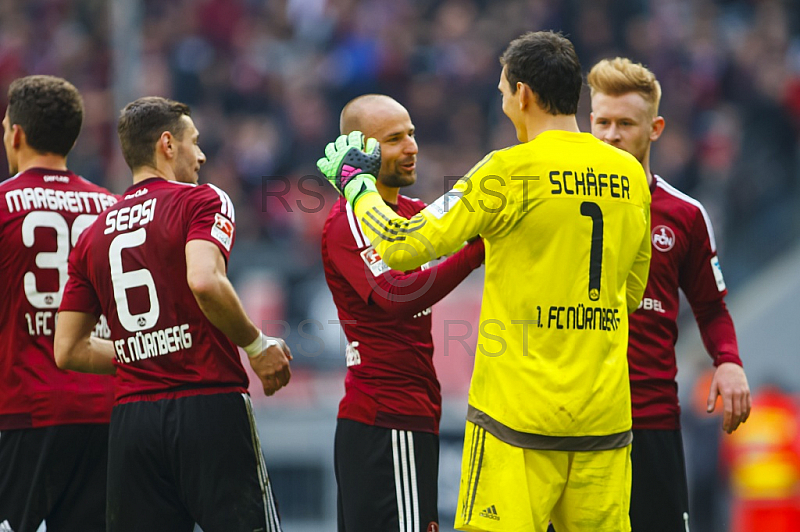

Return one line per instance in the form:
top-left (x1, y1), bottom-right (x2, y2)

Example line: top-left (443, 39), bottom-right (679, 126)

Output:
top-left (479, 505), bottom-right (500, 521)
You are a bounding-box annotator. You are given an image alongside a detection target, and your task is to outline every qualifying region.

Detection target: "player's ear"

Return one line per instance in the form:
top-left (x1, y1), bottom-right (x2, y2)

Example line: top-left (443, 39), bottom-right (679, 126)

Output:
top-left (11, 124), bottom-right (24, 149)
top-left (518, 82), bottom-right (532, 111)
top-left (158, 131), bottom-right (174, 159)
top-left (650, 116), bottom-right (665, 142)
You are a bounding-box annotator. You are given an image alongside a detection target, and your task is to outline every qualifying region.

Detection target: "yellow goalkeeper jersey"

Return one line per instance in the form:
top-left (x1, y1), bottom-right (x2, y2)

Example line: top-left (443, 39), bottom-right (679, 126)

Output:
top-left (354, 129), bottom-right (651, 449)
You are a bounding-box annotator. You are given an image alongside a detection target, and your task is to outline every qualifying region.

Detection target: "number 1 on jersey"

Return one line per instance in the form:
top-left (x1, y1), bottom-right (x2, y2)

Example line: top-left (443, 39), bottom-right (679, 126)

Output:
top-left (580, 201), bottom-right (603, 301)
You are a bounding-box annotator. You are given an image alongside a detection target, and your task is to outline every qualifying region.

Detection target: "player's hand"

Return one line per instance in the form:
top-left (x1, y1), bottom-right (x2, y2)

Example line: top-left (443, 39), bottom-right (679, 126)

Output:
top-left (707, 362), bottom-right (751, 434)
top-left (249, 338), bottom-right (293, 396)
top-left (317, 131), bottom-right (381, 205)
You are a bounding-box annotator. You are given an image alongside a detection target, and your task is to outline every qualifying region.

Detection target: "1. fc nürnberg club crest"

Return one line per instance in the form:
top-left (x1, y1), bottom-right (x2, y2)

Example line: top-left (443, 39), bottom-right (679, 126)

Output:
top-left (652, 225), bottom-right (675, 252)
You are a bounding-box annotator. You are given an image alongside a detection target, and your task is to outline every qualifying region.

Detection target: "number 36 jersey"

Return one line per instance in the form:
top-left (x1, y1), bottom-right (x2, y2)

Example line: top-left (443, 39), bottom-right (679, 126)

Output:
top-left (0, 168), bottom-right (117, 429)
top-left (60, 177), bottom-right (248, 403)
top-left (355, 130), bottom-right (651, 445)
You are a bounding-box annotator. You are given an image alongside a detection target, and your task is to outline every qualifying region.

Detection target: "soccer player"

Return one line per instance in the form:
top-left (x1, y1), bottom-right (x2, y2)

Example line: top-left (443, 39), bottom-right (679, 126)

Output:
top-left (323, 94), bottom-right (485, 532)
top-left (588, 57), bottom-right (751, 532)
top-left (53, 96), bottom-right (291, 531)
top-left (318, 31), bottom-right (652, 532)
top-left (0, 75), bottom-right (117, 532)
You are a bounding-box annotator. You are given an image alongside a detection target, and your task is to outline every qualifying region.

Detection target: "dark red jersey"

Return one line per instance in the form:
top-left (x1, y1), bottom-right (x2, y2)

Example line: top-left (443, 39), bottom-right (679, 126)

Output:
top-left (322, 196), bottom-right (484, 434)
top-left (628, 175), bottom-right (741, 430)
top-left (60, 177), bottom-right (248, 403)
top-left (0, 168), bottom-right (117, 429)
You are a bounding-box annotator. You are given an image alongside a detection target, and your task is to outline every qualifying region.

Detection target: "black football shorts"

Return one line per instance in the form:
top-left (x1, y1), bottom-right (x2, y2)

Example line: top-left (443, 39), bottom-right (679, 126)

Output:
top-left (335, 418), bottom-right (440, 532)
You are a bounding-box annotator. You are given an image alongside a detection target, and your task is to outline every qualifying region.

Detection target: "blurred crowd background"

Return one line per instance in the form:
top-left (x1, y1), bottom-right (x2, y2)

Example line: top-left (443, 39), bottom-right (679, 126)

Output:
top-left (2, 1), bottom-right (800, 530)
top-left (2, 0), bottom-right (799, 293)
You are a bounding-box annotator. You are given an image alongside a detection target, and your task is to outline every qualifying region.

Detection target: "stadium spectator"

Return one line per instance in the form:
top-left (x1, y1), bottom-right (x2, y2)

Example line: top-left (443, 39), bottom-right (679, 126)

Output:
top-left (588, 56), bottom-right (752, 532)
top-left (322, 94), bottom-right (485, 532)
top-left (54, 96), bottom-right (291, 531)
top-left (318, 31), bottom-right (651, 532)
top-left (0, 75), bottom-right (116, 532)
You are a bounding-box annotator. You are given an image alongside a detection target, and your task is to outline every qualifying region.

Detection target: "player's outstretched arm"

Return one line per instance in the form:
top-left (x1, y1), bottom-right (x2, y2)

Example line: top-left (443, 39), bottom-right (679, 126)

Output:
top-left (54, 311), bottom-right (116, 374)
top-left (320, 134), bottom-right (500, 271)
top-left (707, 362), bottom-right (751, 434)
top-left (369, 238), bottom-right (485, 317)
top-left (186, 239), bottom-right (292, 396)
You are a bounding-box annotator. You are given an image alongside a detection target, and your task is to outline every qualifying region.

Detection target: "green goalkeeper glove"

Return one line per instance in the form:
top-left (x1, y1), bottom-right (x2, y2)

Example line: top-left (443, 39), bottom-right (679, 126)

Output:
top-left (317, 131), bottom-right (381, 205)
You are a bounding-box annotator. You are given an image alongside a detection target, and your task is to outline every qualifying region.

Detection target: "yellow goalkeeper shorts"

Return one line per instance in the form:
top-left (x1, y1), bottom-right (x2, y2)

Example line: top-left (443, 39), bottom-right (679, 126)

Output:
top-left (454, 421), bottom-right (632, 532)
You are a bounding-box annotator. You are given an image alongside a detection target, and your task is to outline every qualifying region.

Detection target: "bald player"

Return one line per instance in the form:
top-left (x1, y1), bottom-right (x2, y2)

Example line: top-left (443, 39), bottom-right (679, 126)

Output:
top-left (321, 95), bottom-right (485, 532)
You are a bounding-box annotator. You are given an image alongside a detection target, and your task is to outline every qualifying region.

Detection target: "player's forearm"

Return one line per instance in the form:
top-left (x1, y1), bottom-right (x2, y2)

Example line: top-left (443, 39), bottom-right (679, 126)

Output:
top-left (354, 193), bottom-right (466, 271)
top-left (371, 239), bottom-right (484, 317)
top-left (190, 274), bottom-right (260, 348)
top-left (71, 337), bottom-right (116, 374)
top-left (56, 339), bottom-right (116, 374)
top-left (692, 298), bottom-right (741, 366)
top-left (54, 312), bottom-right (116, 374)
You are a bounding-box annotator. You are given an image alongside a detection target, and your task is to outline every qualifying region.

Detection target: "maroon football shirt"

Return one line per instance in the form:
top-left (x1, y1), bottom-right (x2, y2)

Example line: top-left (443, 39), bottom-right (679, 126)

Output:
top-left (323, 196), bottom-right (443, 434)
top-left (628, 175), bottom-right (741, 430)
top-left (60, 177), bottom-right (249, 403)
top-left (0, 168), bottom-right (117, 429)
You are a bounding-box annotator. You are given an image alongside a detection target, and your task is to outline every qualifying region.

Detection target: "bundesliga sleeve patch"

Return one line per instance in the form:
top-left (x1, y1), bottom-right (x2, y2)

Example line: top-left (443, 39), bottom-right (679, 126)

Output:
top-left (211, 213), bottom-right (234, 251)
top-left (427, 190), bottom-right (462, 219)
top-left (360, 246), bottom-right (390, 277)
top-left (711, 256), bottom-right (726, 292)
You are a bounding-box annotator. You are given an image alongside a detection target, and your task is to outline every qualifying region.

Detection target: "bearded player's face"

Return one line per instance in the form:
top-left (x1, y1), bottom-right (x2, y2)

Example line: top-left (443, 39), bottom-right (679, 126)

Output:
top-left (362, 106), bottom-right (418, 188)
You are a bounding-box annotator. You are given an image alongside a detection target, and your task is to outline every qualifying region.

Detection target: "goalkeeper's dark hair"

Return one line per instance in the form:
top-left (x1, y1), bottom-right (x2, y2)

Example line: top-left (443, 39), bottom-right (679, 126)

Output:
top-left (500, 31), bottom-right (582, 116)
top-left (7, 75), bottom-right (83, 156)
top-left (117, 96), bottom-right (191, 171)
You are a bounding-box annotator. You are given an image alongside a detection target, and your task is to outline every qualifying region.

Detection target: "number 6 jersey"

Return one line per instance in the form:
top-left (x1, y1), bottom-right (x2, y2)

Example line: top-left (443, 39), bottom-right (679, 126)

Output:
top-left (0, 168), bottom-right (117, 429)
top-left (60, 177), bottom-right (248, 403)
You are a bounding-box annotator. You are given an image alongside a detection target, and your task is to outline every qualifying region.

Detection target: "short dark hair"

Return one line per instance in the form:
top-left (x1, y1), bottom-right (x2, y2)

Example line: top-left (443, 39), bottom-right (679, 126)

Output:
top-left (117, 96), bottom-right (191, 171)
top-left (7, 75), bottom-right (83, 156)
top-left (500, 31), bottom-right (582, 116)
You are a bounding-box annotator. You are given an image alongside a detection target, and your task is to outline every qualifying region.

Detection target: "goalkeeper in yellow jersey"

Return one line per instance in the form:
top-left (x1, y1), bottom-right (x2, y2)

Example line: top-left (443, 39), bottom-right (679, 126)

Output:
top-left (318, 31), bottom-right (651, 532)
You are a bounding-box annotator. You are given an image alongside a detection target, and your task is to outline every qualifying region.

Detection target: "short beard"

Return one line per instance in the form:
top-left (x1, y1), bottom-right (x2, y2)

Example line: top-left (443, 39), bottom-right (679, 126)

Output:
top-left (379, 170), bottom-right (416, 189)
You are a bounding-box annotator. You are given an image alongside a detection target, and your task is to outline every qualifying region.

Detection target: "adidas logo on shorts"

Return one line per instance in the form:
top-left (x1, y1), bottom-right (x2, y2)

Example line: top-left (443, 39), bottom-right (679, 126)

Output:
top-left (0, 520), bottom-right (14, 532)
top-left (479, 505), bottom-right (500, 521)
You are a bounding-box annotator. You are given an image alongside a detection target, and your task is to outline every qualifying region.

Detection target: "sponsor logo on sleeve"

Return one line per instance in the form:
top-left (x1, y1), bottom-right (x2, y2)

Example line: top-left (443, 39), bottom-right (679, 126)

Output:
top-left (211, 213), bottom-right (234, 251)
top-left (360, 246), bottom-right (390, 277)
top-left (428, 191), bottom-right (462, 219)
top-left (711, 256), bottom-right (726, 291)
top-left (479, 505), bottom-right (500, 521)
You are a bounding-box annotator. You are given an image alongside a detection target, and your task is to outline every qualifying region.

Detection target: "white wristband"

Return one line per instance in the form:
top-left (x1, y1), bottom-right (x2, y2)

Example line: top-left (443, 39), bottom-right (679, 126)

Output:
top-left (243, 331), bottom-right (281, 358)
